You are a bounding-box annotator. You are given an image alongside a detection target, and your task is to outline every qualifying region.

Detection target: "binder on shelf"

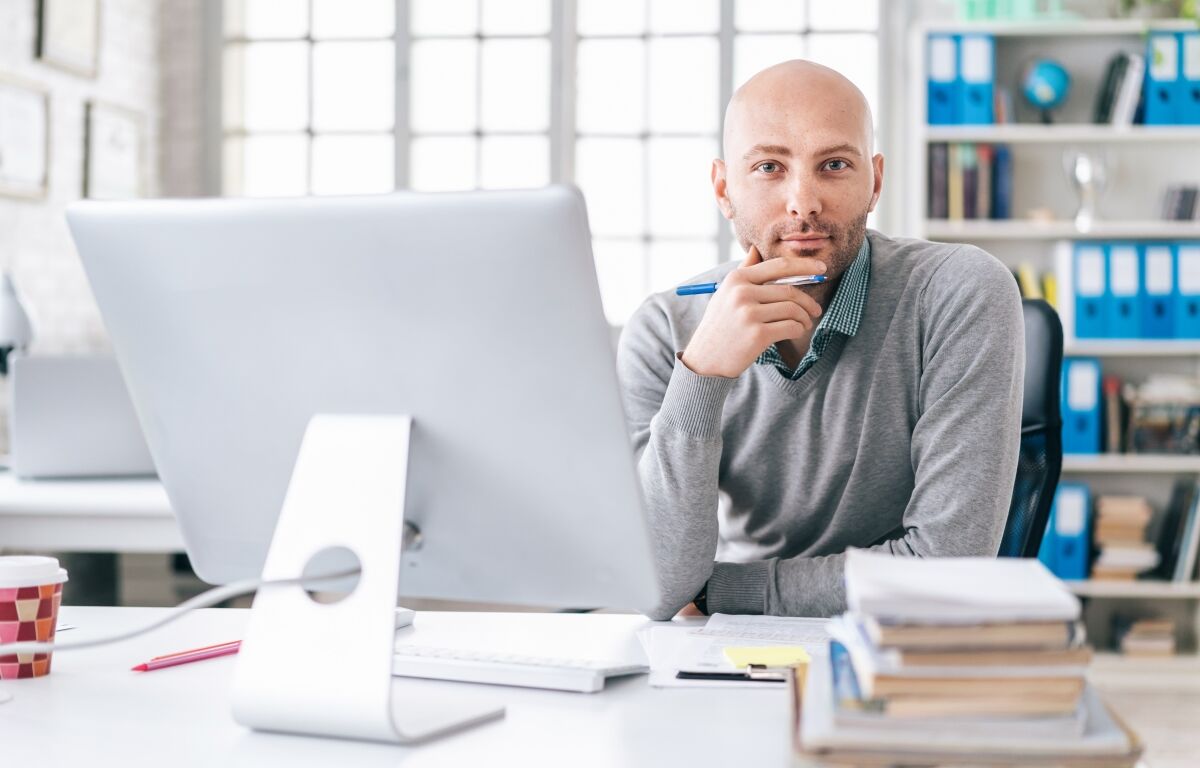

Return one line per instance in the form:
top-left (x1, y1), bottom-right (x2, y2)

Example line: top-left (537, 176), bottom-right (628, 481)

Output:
top-left (1141, 243), bottom-right (1175, 338)
top-left (927, 34), bottom-right (959, 125)
top-left (1145, 32), bottom-right (1181, 125)
top-left (1105, 243), bottom-right (1140, 339)
top-left (1061, 357), bottom-right (1102, 455)
top-left (1037, 483), bottom-right (1091, 581)
top-left (1175, 242), bottom-right (1200, 339)
top-left (1073, 243), bottom-right (1106, 339)
top-left (957, 34), bottom-right (995, 125)
top-left (1181, 31), bottom-right (1200, 125)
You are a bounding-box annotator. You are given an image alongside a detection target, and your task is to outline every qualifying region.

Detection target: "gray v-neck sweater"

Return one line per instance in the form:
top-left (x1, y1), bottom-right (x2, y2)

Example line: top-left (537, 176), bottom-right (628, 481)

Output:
top-left (617, 230), bottom-right (1024, 620)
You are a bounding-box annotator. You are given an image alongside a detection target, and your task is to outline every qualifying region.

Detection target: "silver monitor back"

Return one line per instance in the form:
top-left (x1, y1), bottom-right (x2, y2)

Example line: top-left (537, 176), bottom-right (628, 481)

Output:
top-left (66, 187), bottom-right (660, 612)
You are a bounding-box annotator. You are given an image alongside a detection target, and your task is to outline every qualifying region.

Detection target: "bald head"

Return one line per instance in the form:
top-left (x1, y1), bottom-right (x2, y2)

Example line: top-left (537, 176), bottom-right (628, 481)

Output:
top-left (723, 60), bottom-right (874, 161)
top-left (711, 59), bottom-right (883, 286)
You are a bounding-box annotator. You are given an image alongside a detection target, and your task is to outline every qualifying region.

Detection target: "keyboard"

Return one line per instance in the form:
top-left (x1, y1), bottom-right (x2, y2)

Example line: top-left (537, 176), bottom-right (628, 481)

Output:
top-left (392, 645), bottom-right (647, 693)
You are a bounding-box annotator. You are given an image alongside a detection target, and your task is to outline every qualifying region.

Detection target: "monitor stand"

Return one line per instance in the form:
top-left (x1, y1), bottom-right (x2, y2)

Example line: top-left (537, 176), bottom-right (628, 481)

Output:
top-left (230, 414), bottom-right (504, 744)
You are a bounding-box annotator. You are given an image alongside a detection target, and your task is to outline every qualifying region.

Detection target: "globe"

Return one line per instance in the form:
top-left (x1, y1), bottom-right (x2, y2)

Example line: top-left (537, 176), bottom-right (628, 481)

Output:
top-left (1021, 59), bottom-right (1071, 122)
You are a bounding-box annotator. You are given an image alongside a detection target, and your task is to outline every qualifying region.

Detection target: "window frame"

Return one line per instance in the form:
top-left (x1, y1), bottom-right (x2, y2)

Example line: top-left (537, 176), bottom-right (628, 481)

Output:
top-left (209, 0), bottom-right (890, 320)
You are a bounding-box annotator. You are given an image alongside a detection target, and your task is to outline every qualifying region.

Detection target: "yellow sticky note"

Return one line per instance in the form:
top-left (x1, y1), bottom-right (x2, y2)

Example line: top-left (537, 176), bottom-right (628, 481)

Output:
top-left (723, 645), bottom-right (810, 669)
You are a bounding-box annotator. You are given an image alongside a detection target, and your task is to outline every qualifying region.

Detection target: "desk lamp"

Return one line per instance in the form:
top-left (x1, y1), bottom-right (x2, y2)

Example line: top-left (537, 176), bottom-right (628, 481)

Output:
top-left (0, 272), bottom-right (33, 374)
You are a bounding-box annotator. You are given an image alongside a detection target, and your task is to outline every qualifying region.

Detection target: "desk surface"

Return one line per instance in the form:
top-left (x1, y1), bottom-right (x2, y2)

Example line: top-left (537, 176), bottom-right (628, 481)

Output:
top-left (0, 472), bottom-right (181, 552)
top-left (2, 608), bottom-right (1198, 768)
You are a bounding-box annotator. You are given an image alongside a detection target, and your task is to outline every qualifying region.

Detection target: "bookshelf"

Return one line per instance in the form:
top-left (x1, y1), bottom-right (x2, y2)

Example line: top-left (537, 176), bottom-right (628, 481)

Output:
top-left (907, 17), bottom-right (1200, 653)
top-left (1066, 580), bottom-right (1200, 599)
top-left (922, 220), bottom-right (1200, 241)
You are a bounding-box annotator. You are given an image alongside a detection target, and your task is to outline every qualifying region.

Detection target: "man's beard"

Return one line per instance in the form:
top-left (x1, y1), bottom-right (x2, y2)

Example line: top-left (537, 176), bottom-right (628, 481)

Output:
top-left (729, 202), bottom-right (869, 279)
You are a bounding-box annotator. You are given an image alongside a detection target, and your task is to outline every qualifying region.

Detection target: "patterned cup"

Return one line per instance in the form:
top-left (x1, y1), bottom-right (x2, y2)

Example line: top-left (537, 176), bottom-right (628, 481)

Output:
top-left (0, 556), bottom-right (68, 679)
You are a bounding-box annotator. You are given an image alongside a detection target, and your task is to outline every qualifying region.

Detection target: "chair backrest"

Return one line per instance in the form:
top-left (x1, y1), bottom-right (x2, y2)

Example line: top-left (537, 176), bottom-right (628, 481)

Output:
top-left (997, 299), bottom-right (1064, 558)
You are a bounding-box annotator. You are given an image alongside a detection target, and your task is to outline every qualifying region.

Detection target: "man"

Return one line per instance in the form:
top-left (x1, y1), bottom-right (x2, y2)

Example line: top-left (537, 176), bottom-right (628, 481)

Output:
top-left (617, 60), bottom-right (1024, 620)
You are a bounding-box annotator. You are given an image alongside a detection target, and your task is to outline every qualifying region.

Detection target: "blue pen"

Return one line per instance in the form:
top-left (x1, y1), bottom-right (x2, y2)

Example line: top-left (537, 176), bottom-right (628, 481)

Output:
top-left (675, 274), bottom-right (826, 296)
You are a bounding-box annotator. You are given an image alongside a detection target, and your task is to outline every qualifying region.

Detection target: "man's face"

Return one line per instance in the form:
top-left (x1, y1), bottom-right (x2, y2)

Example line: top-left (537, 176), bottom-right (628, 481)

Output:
top-left (713, 68), bottom-right (884, 280)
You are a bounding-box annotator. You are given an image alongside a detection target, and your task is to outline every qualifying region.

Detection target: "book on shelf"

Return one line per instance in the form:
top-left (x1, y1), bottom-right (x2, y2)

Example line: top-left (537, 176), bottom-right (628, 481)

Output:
top-left (1162, 185), bottom-right (1199, 221)
top-left (1094, 51), bottom-right (1145, 127)
top-left (1173, 484), bottom-right (1200, 582)
top-left (1115, 618), bottom-right (1176, 657)
top-left (1149, 479), bottom-right (1199, 581)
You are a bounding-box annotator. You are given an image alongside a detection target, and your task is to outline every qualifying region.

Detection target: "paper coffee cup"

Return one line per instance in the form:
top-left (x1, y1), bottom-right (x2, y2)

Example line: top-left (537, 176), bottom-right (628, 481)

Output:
top-left (0, 556), bottom-right (68, 679)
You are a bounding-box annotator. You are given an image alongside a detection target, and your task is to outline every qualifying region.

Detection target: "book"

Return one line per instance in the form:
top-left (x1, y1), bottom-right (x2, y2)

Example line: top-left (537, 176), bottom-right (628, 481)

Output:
top-left (1110, 52), bottom-right (1145, 126)
top-left (1093, 53), bottom-right (1128, 123)
top-left (829, 640), bottom-right (1088, 722)
top-left (990, 144), bottom-right (1012, 220)
top-left (1173, 481), bottom-right (1200, 582)
top-left (961, 144), bottom-right (978, 220)
top-left (894, 645), bottom-right (1093, 669)
top-left (795, 654), bottom-right (1143, 765)
top-left (844, 550), bottom-right (1081, 625)
top-left (975, 143), bottom-right (992, 219)
top-left (928, 142), bottom-right (948, 219)
top-left (862, 617), bottom-right (1080, 651)
top-left (947, 143), bottom-right (964, 220)
top-left (1017, 262), bottom-right (1044, 299)
top-left (1151, 479), bottom-right (1196, 579)
top-left (1042, 271), bottom-right (1058, 308)
top-left (868, 675), bottom-right (1085, 700)
top-left (1101, 376), bottom-right (1126, 454)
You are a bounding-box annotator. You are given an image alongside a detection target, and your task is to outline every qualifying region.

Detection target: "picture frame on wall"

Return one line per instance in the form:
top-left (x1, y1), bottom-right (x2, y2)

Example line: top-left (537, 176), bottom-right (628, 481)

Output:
top-left (84, 101), bottom-right (144, 200)
top-left (0, 76), bottom-right (50, 200)
top-left (36, 0), bottom-right (101, 78)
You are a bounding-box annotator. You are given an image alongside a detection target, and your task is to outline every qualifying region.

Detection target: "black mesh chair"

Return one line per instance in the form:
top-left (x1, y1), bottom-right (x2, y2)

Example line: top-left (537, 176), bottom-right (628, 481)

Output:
top-left (997, 299), bottom-right (1064, 558)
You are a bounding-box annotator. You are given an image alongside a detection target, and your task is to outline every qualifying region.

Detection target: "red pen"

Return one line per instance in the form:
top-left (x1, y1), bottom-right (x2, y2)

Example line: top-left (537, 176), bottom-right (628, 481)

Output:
top-left (131, 640), bottom-right (241, 672)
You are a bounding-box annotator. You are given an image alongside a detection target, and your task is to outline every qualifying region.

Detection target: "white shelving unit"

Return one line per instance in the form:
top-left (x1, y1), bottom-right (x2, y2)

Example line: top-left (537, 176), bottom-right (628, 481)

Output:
top-left (923, 220), bottom-right (1200, 241)
top-left (907, 17), bottom-right (1200, 652)
top-left (926, 124), bottom-right (1200, 144)
top-left (1067, 580), bottom-right (1200, 599)
top-left (1062, 455), bottom-right (1200, 474)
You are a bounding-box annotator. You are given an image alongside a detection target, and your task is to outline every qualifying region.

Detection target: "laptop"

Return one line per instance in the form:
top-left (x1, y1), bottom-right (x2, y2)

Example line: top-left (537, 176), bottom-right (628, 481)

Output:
top-left (9, 355), bottom-right (156, 478)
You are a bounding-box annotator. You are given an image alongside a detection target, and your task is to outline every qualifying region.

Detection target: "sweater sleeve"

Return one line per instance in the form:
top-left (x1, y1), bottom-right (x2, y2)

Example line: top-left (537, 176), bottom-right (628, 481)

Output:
top-left (616, 298), bottom-right (738, 620)
top-left (706, 247), bottom-right (1025, 617)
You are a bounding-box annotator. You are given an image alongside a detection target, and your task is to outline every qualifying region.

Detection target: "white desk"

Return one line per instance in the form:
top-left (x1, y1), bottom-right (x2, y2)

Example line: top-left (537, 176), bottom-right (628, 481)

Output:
top-left (0, 472), bottom-right (181, 552)
top-left (2, 608), bottom-right (1198, 768)
top-left (0, 607), bottom-right (792, 767)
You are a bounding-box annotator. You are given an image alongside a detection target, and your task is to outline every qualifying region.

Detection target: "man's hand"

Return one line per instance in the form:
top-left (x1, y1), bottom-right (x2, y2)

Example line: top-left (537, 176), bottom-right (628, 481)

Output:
top-left (680, 246), bottom-right (825, 378)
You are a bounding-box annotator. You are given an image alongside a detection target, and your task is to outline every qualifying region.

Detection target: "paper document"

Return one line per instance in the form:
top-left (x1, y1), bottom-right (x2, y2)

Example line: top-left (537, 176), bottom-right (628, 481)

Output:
top-left (695, 613), bottom-right (830, 644)
top-left (643, 614), bottom-right (829, 688)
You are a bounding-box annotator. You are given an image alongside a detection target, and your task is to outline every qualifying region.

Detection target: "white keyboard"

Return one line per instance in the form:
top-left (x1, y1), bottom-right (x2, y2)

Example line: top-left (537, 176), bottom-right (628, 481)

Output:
top-left (392, 645), bottom-right (647, 693)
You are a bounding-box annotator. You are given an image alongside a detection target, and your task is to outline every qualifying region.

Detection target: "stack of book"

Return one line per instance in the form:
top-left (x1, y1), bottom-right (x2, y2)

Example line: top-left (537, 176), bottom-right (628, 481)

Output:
top-left (1092, 495), bottom-right (1159, 580)
top-left (796, 551), bottom-right (1142, 766)
top-left (1115, 618), bottom-right (1176, 657)
top-left (927, 142), bottom-right (1013, 221)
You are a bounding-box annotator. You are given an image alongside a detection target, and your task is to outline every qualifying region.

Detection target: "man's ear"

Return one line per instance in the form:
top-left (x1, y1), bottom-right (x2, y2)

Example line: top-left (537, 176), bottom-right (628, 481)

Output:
top-left (712, 159), bottom-right (733, 220)
top-left (867, 153), bottom-right (885, 213)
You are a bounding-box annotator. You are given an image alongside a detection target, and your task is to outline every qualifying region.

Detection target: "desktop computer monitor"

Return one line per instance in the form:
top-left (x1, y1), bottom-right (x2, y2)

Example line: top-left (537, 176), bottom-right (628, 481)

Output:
top-left (66, 186), bottom-right (661, 614)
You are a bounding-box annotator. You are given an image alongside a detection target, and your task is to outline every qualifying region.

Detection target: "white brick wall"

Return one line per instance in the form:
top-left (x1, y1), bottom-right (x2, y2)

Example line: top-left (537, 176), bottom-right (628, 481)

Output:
top-left (0, 0), bottom-right (208, 450)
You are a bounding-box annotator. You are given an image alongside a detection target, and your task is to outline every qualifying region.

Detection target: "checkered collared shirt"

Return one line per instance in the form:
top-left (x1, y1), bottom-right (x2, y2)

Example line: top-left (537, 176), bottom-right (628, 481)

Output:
top-left (755, 237), bottom-right (871, 380)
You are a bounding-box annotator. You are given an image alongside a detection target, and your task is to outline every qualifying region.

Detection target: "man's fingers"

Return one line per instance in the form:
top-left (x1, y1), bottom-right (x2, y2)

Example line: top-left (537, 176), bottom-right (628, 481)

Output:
top-left (745, 285), bottom-right (824, 316)
top-left (743, 255), bottom-right (827, 284)
top-left (741, 244), bottom-right (762, 268)
top-left (761, 319), bottom-right (811, 345)
top-left (752, 302), bottom-right (818, 327)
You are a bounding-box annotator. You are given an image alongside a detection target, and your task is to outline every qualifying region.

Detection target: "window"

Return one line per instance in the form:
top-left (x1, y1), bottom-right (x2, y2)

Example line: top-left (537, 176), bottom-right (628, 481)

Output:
top-left (221, 0), bottom-right (880, 324)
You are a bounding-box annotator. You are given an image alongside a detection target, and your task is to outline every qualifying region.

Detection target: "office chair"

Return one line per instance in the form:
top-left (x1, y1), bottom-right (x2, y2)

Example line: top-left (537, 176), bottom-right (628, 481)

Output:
top-left (997, 299), bottom-right (1064, 559)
